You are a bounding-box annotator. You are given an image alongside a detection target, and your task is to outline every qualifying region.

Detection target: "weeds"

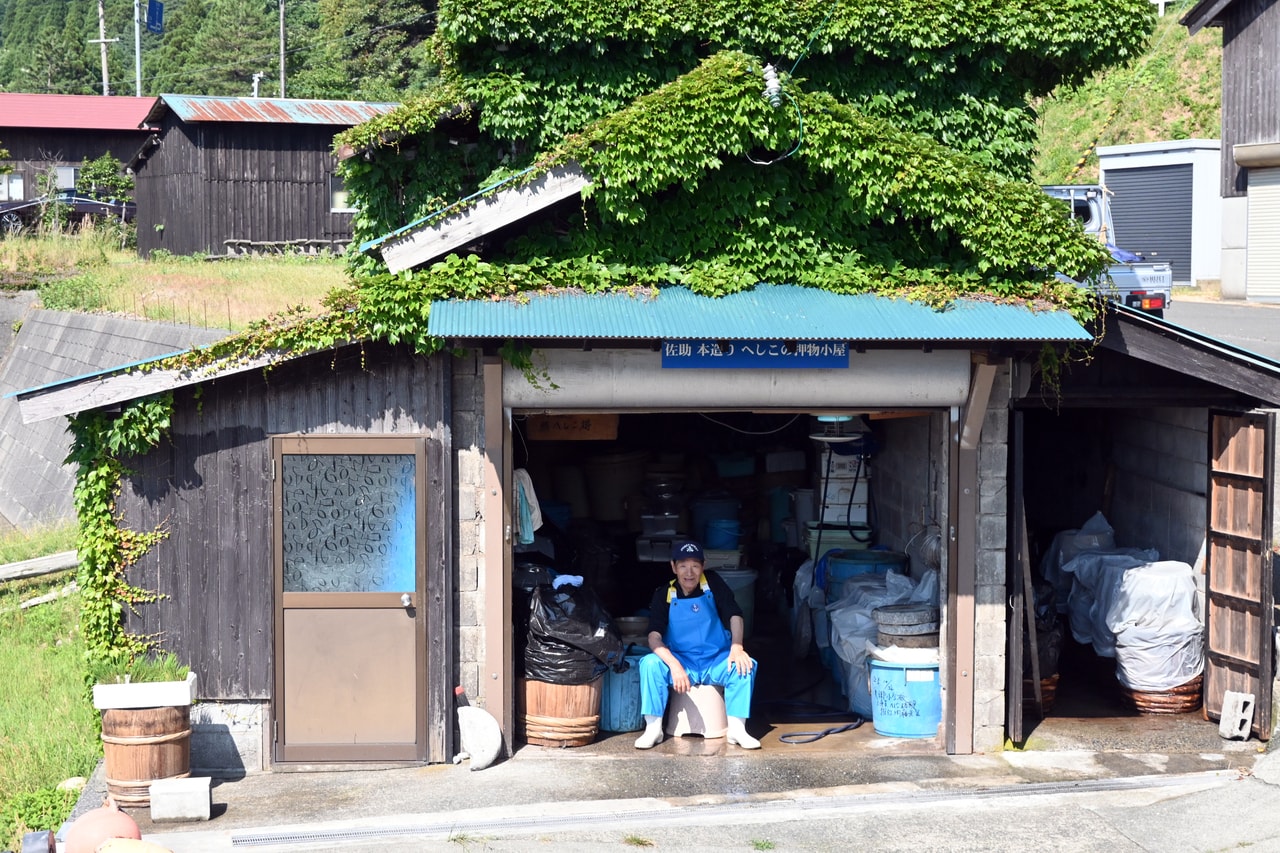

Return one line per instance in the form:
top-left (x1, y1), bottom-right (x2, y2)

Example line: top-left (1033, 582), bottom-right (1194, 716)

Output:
top-left (0, 522), bottom-right (78, 565)
top-left (750, 841), bottom-right (776, 851)
top-left (623, 836), bottom-right (655, 847)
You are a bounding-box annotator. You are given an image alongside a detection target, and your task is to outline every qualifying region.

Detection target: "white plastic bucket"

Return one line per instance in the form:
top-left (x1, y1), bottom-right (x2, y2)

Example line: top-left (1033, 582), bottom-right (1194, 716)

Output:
top-left (717, 568), bottom-right (758, 639)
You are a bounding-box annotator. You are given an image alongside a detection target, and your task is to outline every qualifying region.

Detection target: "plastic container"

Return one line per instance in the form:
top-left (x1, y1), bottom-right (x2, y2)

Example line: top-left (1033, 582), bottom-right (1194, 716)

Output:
top-left (705, 518), bottom-right (742, 550)
top-left (541, 500), bottom-right (572, 531)
top-left (717, 567), bottom-right (758, 639)
top-left (824, 550), bottom-right (908, 602)
top-left (804, 522), bottom-right (873, 561)
top-left (554, 465), bottom-right (591, 519)
top-left (703, 549), bottom-right (741, 570)
top-left (691, 495), bottom-right (739, 544)
top-left (869, 659), bottom-right (942, 738)
top-left (792, 489), bottom-right (816, 527)
top-left (600, 652), bottom-right (647, 732)
top-left (585, 451), bottom-right (649, 521)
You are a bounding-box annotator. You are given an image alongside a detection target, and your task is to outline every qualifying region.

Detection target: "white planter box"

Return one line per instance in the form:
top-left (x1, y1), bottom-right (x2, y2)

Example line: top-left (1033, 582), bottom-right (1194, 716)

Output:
top-left (93, 671), bottom-right (197, 710)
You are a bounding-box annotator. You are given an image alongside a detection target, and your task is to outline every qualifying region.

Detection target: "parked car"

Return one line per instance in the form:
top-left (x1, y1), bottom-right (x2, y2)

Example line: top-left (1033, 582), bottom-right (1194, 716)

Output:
top-left (0, 191), bottom-right (136, 235)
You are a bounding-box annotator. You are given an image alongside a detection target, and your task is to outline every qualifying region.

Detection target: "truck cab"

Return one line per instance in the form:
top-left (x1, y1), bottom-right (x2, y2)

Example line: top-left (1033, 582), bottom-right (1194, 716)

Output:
top-left (1042, 184), bottom-right (1173, 318)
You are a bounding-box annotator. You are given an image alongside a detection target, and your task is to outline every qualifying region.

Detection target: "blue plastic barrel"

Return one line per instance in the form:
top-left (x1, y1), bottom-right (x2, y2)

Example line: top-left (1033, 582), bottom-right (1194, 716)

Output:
top-left (600, 652), bottom-right (647, 732)
top-left (869, 659), bottom-right (942, 738)
top-left (825, 550), bottom-right (908, 603)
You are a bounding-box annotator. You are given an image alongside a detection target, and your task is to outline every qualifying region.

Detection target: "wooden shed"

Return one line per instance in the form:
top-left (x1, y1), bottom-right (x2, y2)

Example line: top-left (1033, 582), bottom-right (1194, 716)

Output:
top-left (0, 94), bottom-right (155, 204)
top-left (1182, 0), bottom-right (1280, 300)
top-left (129, 95), bottom-right (397, 259)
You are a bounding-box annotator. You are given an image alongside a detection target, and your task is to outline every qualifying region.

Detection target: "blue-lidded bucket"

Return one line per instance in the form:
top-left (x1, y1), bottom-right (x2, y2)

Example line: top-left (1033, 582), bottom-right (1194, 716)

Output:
top-left (824, 550), bottom-right (908, 603)
top-left (541, 500), bottom-right (572, 531)
top-left (869, 659), bottom-right (942, 738)
top-left (705, 518), bottom-right (742, 550)
top-left (691, 495), bottom-right (739, 544)
top-left (600, 652), bottom-right (647, 732)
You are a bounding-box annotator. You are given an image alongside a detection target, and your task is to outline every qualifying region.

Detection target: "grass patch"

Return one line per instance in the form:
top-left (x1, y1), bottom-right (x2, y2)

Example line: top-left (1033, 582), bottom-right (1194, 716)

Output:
top-left (3, 232), bottom-right (346, 332)
top-left (0, 581), bottom-right (99, 851)
top-left (0, 523), bottom-right (78, 566)
top-left (751, 842), bottom-right (777, 851)
top-left (1034, 3), bottom-right (1221, 185)
top-left (623, 836), bottom-right (655, 847)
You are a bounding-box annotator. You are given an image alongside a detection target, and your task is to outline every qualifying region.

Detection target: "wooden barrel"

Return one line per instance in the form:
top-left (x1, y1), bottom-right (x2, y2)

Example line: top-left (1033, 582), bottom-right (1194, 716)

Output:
top-left (518, 676), bottom-right (603, 747)
top-left (1118, 673), bottom-right (1203, 715)
top-left (101, 706), bottom-right (191, 807)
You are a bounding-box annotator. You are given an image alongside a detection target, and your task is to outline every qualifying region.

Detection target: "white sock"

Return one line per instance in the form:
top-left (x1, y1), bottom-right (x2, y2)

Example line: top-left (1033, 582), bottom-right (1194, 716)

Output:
top-left (727, 716), bottom-right (760, 749)
top-left (634, 714), bottom-right (664, 749)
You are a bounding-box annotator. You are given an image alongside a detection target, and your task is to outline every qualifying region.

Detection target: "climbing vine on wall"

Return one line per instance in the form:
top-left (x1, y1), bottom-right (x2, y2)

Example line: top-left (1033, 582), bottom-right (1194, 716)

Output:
top-left (66, 394), bottom-right (174, 669)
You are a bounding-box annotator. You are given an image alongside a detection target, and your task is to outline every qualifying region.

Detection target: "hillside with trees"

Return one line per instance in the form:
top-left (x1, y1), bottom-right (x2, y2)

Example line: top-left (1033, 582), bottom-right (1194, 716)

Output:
top-left (0, 0), bottom-right (438, 99)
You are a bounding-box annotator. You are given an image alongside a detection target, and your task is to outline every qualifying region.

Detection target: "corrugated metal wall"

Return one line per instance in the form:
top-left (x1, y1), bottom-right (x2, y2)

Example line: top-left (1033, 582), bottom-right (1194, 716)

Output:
top-left (1222, 0), bottom-right (1280, 197)
top-left (1247, 167), bottom-right (1280, 300)
top-left (117, 343), bottom-right (447, 699)
top-left (1107, 164), bottom-right (1194, 284)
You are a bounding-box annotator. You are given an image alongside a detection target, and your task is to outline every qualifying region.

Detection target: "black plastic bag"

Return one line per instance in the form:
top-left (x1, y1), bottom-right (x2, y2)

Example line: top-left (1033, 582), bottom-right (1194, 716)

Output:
top-left (524, 583), bottom-right (626, 685)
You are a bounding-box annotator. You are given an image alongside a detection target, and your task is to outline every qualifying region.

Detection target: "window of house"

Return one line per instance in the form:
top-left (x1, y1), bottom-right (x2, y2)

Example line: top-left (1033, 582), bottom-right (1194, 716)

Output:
top-left (330, 174), bottom-right (356, 213)
top-left (55, 166), bottom-right (79, 192)
top-left (0, 173), bottom-right (23, 201)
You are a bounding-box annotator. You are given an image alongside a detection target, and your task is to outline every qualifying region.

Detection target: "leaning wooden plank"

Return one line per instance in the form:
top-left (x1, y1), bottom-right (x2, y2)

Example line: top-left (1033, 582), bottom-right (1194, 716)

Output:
top-left (380, 163), bottom-right (591, 273)
top-left (0, 550), bottom-right (78, 583)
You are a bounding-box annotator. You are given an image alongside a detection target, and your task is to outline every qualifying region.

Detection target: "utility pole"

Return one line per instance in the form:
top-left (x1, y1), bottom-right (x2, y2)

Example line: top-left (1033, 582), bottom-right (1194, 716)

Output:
top-left (133, 0), bottom-right (143, 96)
top-left (89, 0), bottom-right (119, 96)
top-left (278, 0), bottom-right (286, 97)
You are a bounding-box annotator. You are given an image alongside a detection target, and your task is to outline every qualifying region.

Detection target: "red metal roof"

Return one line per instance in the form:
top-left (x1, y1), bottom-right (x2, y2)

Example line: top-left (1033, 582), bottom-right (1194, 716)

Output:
top-left (0, 94), bottom-right (158, 131)
top-left (146, 95), bottom-right (398, 126)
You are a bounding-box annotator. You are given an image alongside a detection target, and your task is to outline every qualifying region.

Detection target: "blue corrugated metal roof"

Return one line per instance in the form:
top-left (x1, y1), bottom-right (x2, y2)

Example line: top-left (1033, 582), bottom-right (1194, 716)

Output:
top-left (427, 285), bottom-right (1091, 342)
top-left (149, 95), bottom-right (398, 126)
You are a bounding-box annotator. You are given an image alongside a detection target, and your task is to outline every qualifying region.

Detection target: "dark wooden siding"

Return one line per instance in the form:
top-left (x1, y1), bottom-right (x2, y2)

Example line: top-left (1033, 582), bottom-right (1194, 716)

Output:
top-left (0, 128), bottom-right (149, 199)
top-left (118, 343), bottom-right (450, 700)
top-left (1221, 0), bottom-right (1280, 196)
top-left (133, 117), bottom-right (354, 257)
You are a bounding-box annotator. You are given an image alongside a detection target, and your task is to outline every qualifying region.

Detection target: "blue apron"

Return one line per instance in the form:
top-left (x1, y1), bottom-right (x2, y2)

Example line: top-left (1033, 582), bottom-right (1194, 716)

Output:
top-left (666, 575), bottom-right (730, 675)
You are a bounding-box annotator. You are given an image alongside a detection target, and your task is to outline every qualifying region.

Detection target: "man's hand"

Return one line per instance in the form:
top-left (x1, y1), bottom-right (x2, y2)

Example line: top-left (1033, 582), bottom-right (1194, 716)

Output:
top-left (727, 643), bottom-right (753, 676)
top-left (670, 661), bottom-right (691, 693)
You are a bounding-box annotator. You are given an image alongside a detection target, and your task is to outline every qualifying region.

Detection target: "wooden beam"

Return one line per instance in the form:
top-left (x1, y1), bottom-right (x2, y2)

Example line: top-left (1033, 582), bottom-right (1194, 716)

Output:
top-left (380, 164), bottom-right (591, 273)
top-left (0, 551), bottom-right (78, 583)
top-left (481, 355), bottom-right (513, 753)
top-left (16, 351), bottom-right (284, 424)
top-left (1102, 314), bottom-right (1280, 406)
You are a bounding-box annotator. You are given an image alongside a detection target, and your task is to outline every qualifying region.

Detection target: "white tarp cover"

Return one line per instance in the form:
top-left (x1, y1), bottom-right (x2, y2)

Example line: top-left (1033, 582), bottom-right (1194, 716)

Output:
top-left (1107, 560), bottom-right (1204, 692)
top-left (1041, 511), bottom-right (1117, 614)
top-left (827, 569), bottom-right (940, 717)
top-left (1062, 548), bottom-right (1159, 657)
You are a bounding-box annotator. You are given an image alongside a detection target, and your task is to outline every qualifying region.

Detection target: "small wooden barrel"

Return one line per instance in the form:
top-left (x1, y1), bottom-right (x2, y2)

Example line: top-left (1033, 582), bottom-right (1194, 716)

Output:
top-left (1119, 673), bottom-right (1203, 715)
top-left (101, 706), bottom-right (191, 807)
top-left (518, 676), bottom-right (603, 747)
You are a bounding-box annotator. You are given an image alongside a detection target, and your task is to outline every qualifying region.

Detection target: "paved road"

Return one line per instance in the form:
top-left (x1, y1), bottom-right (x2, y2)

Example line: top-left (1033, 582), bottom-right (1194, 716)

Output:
top-left (1164, 297), bottom-right (1280, 361)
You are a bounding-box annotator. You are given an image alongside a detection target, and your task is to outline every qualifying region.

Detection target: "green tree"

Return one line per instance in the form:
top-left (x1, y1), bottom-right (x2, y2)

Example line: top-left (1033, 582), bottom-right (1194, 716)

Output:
top-left (77, 152), bottom-right (134, 200)
top-left (291, 0), bottom-right (436, 101)
top-left (190, 0), bottom-right (277, 95)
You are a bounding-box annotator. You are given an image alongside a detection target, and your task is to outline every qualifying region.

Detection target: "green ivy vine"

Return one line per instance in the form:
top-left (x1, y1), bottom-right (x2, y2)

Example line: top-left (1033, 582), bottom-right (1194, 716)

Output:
top-left (66, 394), bottom-right (174, 670)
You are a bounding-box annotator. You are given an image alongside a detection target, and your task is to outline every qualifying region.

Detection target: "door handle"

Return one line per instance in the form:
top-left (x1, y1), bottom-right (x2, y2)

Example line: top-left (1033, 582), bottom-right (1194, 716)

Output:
top-left (401, 593), bottom-right (412, 608)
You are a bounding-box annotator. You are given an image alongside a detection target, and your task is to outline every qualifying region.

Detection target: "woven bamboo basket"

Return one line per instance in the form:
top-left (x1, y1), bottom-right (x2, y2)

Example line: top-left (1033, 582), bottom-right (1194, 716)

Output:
top-left (1118, 673), bottom-right (1203, 715)
top-left (1022, 673), bottom-right (1059, 717)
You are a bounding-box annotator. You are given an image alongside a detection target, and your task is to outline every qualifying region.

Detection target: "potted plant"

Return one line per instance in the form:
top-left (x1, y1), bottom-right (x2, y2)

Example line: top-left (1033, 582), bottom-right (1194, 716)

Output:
top-left (89, 653), bottom-right (196, 808)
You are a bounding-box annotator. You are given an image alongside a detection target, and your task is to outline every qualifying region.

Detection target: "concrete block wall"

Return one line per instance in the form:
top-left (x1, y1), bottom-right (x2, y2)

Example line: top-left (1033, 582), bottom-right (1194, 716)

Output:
top-left (973, 365), bottom-right (1011, 753)
top-left (451, 351), bottom-right (487, 705)
top-left (191, 701), bottom-right (266, 776)
top-left (1108, 406), bottom-right (1207, 566)
top-left (872, 412), bottom-right (946, 577)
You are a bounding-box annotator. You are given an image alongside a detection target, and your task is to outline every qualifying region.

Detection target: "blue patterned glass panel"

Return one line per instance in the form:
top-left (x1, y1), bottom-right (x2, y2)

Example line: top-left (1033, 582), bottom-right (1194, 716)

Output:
top-left (281, 453), bottom-right (417, 593)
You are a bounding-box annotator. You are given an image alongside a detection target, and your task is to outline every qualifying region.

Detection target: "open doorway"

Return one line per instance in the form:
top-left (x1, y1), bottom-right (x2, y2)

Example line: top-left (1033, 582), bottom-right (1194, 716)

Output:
top-left (507, 408), bottom-right (950, 752)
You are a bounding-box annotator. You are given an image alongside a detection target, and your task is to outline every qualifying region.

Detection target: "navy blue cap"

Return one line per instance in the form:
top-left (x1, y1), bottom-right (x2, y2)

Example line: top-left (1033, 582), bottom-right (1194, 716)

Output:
top-left (670, 540), bottom-right (705, 563)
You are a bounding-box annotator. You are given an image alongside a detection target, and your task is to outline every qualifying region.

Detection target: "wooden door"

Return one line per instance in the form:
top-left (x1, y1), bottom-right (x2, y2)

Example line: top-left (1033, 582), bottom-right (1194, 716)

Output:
top-left (272, 435), bottom-right (428, 762)
top-left (1205, 410), bottom-right (1275, 740)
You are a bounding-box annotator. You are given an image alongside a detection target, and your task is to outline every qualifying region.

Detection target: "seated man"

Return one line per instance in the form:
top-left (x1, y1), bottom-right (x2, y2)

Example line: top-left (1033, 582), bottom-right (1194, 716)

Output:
top-left (634, 539), bottom-right (760, 749)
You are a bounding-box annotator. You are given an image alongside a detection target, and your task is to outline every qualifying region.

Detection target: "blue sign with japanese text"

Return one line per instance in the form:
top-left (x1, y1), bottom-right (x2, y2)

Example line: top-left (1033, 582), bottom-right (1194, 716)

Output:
top-left (661, 340), bottom-right (849, 369)
top-left (146, 0), bottom-right (164, 33)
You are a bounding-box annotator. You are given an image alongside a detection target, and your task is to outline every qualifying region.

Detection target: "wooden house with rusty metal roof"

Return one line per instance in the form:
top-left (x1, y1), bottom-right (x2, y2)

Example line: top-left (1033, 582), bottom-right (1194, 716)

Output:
top-left (129, 95), bottom-right (397, 258)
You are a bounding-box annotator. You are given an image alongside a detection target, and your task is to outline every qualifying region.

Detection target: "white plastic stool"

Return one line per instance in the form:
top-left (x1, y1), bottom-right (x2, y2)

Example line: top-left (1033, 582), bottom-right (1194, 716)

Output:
top-left (665, 685), bottom-right (727, 738)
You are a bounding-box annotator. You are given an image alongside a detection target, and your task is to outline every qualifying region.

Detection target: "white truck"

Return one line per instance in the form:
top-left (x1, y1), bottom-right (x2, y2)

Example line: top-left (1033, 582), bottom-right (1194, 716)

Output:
top-left (1042, 184), bottom-right (1173, 318)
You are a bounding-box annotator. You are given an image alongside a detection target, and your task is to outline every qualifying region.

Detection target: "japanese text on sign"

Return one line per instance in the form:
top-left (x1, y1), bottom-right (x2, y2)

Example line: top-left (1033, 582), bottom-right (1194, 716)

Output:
top-left (661, 340), bottom-right (849, 369)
